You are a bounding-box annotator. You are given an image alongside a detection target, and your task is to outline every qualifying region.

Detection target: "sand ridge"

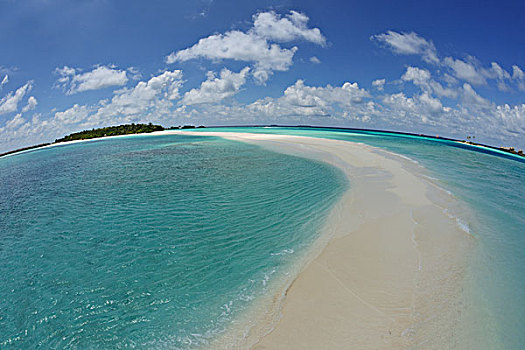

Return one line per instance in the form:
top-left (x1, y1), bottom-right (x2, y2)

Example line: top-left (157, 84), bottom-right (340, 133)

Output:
top-left (166, 131), bottom-right (474, 349)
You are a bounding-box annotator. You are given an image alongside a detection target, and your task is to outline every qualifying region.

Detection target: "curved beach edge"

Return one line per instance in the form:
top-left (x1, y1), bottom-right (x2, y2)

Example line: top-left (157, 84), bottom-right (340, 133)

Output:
top-left (172, 131), bottom-right (476, 349)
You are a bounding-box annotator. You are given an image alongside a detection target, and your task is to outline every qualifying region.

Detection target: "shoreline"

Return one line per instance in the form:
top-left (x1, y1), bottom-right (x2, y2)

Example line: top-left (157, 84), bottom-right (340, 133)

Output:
top-left (2, 125), bottom-right (523, 162)
top-left (167, 131), bottom-right (475, 349)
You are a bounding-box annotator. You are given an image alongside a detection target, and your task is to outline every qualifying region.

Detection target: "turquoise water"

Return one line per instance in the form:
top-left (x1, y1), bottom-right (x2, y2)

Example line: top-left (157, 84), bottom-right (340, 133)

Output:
top-left (0, 134), bottom-right (347, 348)
top-left (195, 127), bottom-right (525, 348)
top-left (1, 128), bottom-right (524, 349)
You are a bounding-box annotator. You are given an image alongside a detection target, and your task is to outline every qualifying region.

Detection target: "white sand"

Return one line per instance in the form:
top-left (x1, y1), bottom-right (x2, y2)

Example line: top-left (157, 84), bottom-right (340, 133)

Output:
top-left (161, 131), bottom-right (474, 349)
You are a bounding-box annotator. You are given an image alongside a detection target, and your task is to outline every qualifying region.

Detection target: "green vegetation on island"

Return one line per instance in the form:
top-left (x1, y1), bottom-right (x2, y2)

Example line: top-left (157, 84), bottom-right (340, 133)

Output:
top-left (0, 143), bottom-right (52, 158)
top-left (54, 123), bottom-right (164, 143)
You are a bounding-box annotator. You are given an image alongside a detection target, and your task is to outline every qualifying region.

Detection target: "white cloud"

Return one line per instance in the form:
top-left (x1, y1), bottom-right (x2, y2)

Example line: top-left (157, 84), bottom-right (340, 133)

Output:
top-left (493, 104), bottom-right (525, 137)
top-left (401, 66), bottom-right (457, 98)
top-left (372, 31), bottom-right (439, 64)
top-left (166, 11), bottom-right (325, 84)
top-left (310, 56), bottom-right (321, 64)
top-left (0, 81), bottom-right (33, 115)
top-left (55, 65), bottom-right (129, 94)
top-left (54, 103), bottom-right (91, 125)
top-left (127, 67), bottom-right (142, 81)
top-left (402, 66), bottom-right (431, 85)
top-left (0, 75), bottom-right (8, 89)
top-left (90, 70), bottom-right (183, 123)
top-left (244, 80), bottom-right (371, 119)
top-left (375, 31), bottom-right (523, 94)
top-left (282, 80), bottom-right (370, 107)
top-left (182, 67), bottom-right (250, 105)
top-left (418, 92), bottom-right (444, 115)
top-left (22, 96), bottom-right (38, 113)
top-left (461, 83), bottom-right (491, 106)
top-left (454, 84), bottom-right (525, 141)
top-left (512, 65), bottom-right (525, 91)
top-left (252, 10), bottom-right (326, 45)
top-left (486, 62), bottom-right (511, 91)
top-left (4, 113), bottom-right (25, 129)
top-left (372, 79), bottom-right (386, 91)
top-left (382, 91), bottom-right (445, 124)
top-left (56, 66), bottom-right (76, 76)
top-left (444, 57), bottom-right (487, 86)
top-left (166, 30), bottom-right (296, 84)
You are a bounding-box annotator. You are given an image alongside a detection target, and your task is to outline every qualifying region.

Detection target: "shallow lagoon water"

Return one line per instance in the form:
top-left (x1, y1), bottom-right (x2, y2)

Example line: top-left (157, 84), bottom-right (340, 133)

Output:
top-left (195, 127), bottom-right (525, 348)
top-left (1, 128), bottom-right (524, 349)
top-left (0, 134), bottom-right (346, 348)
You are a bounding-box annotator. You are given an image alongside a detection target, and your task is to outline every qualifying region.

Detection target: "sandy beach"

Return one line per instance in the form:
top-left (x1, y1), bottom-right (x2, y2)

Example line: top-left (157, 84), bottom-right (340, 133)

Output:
top-left (161, 131), bottom-right (473, 349)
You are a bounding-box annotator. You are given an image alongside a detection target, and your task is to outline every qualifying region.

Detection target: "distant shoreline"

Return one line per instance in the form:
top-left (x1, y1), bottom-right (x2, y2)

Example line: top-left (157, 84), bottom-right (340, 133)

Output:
top-left (202, 124), bottom-right (525, 160)
top-left (1, 124), bottom-right (523, 161)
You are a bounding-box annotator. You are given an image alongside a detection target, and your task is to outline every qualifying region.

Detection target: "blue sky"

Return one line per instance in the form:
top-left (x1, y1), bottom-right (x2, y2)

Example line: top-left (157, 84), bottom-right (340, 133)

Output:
top-left (1, 0), bottom-right (524, 152)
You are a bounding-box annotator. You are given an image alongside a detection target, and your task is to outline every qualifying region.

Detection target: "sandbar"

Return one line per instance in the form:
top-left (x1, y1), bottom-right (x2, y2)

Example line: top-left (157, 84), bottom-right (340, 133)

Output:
top-left (151, 131), bottom-right (475, 348)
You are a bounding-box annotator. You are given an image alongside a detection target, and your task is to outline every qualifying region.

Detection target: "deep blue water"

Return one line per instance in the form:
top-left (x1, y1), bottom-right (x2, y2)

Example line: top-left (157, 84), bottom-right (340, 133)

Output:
top-left (0, 134), bottom-right (346, 348)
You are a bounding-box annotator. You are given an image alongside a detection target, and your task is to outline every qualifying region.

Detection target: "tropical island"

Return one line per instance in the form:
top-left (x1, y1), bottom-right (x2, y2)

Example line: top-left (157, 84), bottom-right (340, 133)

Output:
top-left (54, 123), bottom-right (165, 143)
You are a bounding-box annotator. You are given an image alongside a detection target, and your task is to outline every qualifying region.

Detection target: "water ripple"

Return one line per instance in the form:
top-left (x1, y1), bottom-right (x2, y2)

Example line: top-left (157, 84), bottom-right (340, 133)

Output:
top-left (0, 134), bottom-right (346, 349)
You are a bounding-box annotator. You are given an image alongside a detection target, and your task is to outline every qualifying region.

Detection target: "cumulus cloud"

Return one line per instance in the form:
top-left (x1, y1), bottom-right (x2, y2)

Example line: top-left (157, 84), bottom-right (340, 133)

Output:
top-left (244, 80), bottom-right (371, 119)
top-left (53, 103), bottom-right (91, 125)
top-left (382, 91), bottom-right (445, 124)
top-left (401, 66), bottom-right (457, 98)
top-left (380, 83), bottom-right (524, 142)
top-left (166, 30), bottom-right (296, 84)
top-left (4, 113), bottom-right (25, 129)
top-left (182, 67), bottom-right (250, 105)
top-left (91, 70), bottom-right (183, 123)
top-left (166, 10), bottom-right (325, 83)
top-left (372, 31), bottom-right (439, 64)
top-left (487, 62), bottom-right (511, 91)
top-left (461, 83), bottom-right (491, 106)
top-left (374, 30), bottom-right (524, 94)
top-left (22, 96), bottom-right (38, 113)
top-left (443, 57), bottom-right (485, 85)
top-left (493, 104), bottom-right (525, 137)
top-left (280, 80), bottom-right (370, 109)
top-left (55, 65), bottom-right (129, 94)
top-left (0, 113), bottom-right (29, 146)
top-left (443, 57), bottom-right (515, 90)
top-left (0, 81), bottom-right (33, 115)
top-left (310, 56), bottom-right (321, 64)
top-left (252, 11), bottom-right (326, 45)
top-left (455, 84), bottom-right (525, 141)
top-left (512, 65), bottom-right (525, 91)
top-left (372, 79), bottom-right (386, 91)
